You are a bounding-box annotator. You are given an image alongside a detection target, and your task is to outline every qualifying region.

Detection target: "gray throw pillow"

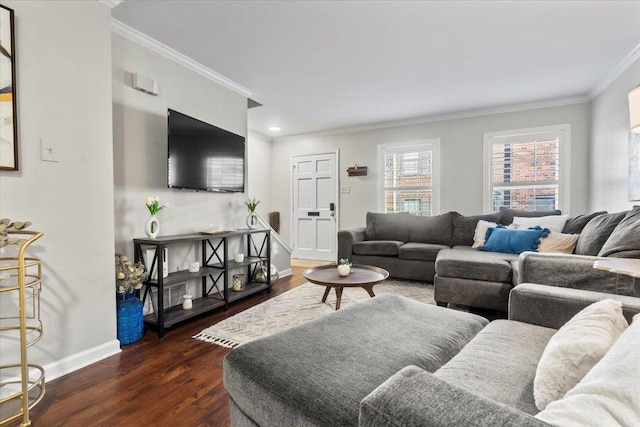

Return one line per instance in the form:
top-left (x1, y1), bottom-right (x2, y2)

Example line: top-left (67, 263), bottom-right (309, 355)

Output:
top-left (574, 211), bottom-right (627, 256)
top-left (407, 212), bottom-right (454, 246)
top-left (562, 211), bottom-right (608, 234)
top-left (451, 211), bottom-right (503, 246)
top-left (598, 207), bottom-right (640, 258)
top-left (499, 206), bottom-right (562, 225)
top-left (365, 212), bottom-right (411, 242)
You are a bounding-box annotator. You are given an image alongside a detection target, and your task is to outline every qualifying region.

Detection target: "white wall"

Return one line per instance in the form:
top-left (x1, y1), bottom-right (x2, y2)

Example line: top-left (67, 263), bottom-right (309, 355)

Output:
top-left (0, 1), bottom-right (119, 377)
top-left (272, 103), bottom-right (591, 245)
top-left (247, 132), bottom-right (272, 217)
top-left (590, 58), bottom-right (640, 212)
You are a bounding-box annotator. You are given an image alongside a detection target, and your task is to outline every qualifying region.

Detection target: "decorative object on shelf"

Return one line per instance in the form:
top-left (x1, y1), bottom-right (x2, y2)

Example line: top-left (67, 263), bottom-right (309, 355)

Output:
top-left (245, 197), bottom-right (261, 229)
top-left (0, 218), bottom-right (32, 247)
top-left (234, 253), bottom-right (244, 263)
top-left (189, 261), bottom-right (200, 273)
top-left (182, 294), bottom-right (193, 310)
top-left (0, 5), bottom-right (18, 171)
top-left (115, 253), bottom-right (147, 345)
top-left (232, 274), bottom-right (246, 292)
top-left (144, 196), bottom-right (169, 238)
top-left (337, 258), bottom-right (352, 277)
top-left (346, 164), bottom-right (367, 176)
top-left (253, 262), bottom-right (279, 284)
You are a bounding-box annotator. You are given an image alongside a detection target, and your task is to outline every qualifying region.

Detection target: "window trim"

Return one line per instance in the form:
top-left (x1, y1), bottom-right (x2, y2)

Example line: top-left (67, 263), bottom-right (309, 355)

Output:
top-left (377, 139), bottom-right (441, 215)
top-left (482, 124), bottom-right (571, 213)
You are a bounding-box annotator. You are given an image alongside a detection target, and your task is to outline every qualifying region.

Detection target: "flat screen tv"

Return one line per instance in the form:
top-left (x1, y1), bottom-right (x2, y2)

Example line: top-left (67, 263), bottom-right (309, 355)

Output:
top-left (167, 109), bottom-right (245, 192)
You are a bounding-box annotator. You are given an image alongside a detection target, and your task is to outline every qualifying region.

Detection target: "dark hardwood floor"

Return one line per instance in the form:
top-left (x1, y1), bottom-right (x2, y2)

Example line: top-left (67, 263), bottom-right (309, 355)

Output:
top-left (20, 266), bottom-right (307, 427)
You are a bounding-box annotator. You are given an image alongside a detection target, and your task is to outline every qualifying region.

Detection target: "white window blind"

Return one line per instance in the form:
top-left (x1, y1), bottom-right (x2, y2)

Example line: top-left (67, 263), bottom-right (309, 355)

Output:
top-left (379, 141), bottom-right (439, 216)
top-left (484, 125), bottom-right (570, 212)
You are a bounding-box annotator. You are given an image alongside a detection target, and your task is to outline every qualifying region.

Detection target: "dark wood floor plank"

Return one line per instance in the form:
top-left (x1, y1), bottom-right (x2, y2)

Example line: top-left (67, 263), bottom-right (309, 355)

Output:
top-left (10, 267), bottom-right (307, 427)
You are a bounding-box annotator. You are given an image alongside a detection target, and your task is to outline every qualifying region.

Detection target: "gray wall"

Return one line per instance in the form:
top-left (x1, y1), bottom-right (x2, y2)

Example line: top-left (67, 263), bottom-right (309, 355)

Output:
top-left (272, 103), bottom-right (591, 245)
top-left (590, 58), bottom-right (640, 212)
top-left (0, 1), bottom-right (118, 378)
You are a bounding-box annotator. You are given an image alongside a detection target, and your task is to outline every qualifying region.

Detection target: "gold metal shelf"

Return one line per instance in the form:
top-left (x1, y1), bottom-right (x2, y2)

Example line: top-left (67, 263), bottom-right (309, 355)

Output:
top-left (0, 230), bottom-right (44, 427)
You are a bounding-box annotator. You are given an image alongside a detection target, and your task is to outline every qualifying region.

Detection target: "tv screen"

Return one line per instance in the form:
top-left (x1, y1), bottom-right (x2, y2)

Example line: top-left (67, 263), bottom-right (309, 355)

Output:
top-left (167, 109), bottom-right (245, 192)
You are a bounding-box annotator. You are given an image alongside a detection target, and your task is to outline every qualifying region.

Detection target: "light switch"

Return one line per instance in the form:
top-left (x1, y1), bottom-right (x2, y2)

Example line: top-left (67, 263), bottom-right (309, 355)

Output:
top-left (40, 139), bottom-right (59, 162)
top-left (340, 185), bottom-right (351, 194)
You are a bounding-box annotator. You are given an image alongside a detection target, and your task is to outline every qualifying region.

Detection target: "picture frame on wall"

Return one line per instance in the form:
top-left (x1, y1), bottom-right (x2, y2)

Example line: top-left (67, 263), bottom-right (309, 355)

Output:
top-left (0, 4), bottom-right (18, 171)
top-left (629, 132), bottom-right (640, 201)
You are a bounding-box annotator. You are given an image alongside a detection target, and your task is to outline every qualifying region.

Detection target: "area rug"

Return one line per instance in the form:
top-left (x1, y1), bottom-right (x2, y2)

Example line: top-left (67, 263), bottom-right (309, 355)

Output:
top-left (193, 279), bottom-right (434, 348)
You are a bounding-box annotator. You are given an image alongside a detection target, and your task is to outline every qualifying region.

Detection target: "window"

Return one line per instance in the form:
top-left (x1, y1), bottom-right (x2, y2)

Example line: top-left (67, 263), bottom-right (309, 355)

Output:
top-left (378, 140), bottom-right (440, 216)
top-left (484, 125), bottom-right (570, 213)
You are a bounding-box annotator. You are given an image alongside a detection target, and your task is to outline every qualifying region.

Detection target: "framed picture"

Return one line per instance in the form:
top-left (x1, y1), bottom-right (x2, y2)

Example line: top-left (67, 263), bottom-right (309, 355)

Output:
top-left (0, 4), bottom-right (18, 171)
top-left (629, 132), bottom-right (640, 201)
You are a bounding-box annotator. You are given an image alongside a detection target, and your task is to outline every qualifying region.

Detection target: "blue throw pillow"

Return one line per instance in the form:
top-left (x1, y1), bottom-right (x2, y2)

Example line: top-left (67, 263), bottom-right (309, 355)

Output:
top-left (478, 225), bottom-right (550, 254)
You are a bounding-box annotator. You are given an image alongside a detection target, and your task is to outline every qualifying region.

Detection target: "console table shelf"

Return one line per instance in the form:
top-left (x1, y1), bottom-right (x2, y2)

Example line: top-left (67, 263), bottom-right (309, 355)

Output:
top-left (134, 229), bottom-right (271, 338)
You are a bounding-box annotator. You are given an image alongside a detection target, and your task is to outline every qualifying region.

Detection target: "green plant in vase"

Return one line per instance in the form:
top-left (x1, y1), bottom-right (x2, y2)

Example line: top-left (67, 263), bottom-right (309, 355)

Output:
top-left (245, 198), bottom-right (261, 229)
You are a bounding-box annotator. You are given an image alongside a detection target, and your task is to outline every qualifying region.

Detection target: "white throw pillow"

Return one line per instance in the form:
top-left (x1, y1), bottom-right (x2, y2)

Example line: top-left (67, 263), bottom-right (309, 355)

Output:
top-left (513, 215), bottom-right (569, 232)
top-left (533, 298), bottom-right (628, 411)
top-left (535, 320), bottom-right (640, 427)
top-left (537, 232), bottom-right (580, 254)
top-left (472, 220), bottom-right (497, 248)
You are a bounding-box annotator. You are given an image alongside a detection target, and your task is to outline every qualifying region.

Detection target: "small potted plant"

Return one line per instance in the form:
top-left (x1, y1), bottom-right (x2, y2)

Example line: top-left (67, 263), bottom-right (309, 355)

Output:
top-left (337, 258), bottom-right (352, 277)
top-left (245, 198), bottom-right (261, 229)
top-left (144, 196), bottom-right (169, 238)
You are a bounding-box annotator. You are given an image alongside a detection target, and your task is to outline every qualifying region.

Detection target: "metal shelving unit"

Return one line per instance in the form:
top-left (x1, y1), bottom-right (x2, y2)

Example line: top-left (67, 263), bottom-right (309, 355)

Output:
top-left (134, 229), bottom-right (271, 338)
top-left (0, 230), bottom-right (45, 427)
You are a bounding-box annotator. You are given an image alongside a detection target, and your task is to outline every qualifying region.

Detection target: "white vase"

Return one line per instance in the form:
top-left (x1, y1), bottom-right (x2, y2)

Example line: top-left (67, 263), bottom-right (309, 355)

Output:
top-left (145, 215), bottom-right (159, 238)
top-left (246, 212), bottom-right (258, 229)
top-left (337, 264), bottom-right (351, 277)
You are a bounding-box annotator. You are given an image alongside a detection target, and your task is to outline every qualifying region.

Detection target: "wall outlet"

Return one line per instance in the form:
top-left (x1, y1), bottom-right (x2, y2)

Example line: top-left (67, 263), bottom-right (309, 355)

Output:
top-left (40, 138), bottom-right (59, 162)
top-left (340, 185), bottom-right (351, 194)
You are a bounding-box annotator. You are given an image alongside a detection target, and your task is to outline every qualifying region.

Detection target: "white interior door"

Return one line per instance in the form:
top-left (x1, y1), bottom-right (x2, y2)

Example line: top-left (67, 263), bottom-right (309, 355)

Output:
top-left (292, 151), bottom-right (338, 261)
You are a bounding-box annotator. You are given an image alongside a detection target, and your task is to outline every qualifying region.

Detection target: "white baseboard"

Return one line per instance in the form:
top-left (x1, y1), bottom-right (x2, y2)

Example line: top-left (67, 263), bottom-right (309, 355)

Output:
top-left (44, 340), bottom-right (122, 382)
top-left (279, 268), bottom-right (292, 278)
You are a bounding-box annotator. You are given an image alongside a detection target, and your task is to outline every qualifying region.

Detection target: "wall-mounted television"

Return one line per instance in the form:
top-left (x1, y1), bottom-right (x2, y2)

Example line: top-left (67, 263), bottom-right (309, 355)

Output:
top-left (167, 109), bottom-right (245, 193)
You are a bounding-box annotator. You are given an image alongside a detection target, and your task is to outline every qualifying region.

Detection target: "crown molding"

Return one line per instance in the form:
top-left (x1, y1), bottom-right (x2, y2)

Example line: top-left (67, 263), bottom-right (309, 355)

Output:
top-left (589, 41), bottom-right (640, 99)
top-left (100, 0), bottom-right (124, 8)
top-left (273, 95), bottom-right (590, 142)
top-left (111, 19), bottom-right (252, 98)
top-left (248, 130), bottom-right (273, 142)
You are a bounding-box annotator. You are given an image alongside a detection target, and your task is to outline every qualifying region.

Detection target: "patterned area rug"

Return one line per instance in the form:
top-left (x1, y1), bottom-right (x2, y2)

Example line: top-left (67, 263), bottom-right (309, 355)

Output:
top-left (193, 279), bottom-right (434, 348)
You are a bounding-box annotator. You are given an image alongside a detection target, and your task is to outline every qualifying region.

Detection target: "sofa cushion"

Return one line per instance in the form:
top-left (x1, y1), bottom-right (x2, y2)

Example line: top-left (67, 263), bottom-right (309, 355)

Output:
top-left (533, 299), bottom-right (628, 411)
top-left (435, 320), bottom-right (557, 416)
top-left (499, 206), bottom-right (561, 226)
top-left (398, 242), bottom-right (449, 261)
top-left (352, 240), bottom-right (403, 256)
top-left (223, 294), bottom-right (488, 427)
top-left (535, 320), bottom-right (640, 427)
top-left (365, 212), bottom-right (411, 242)
top-left (512, 215), bottom-right (568, 233)
top-left (537, 232), bottom-right (580, 254)
top-left (574, 211), bottom-right (627, 256)
top-left (451, 211), bottom-right (503, 247)
top-left (562, 211), bottom-right (607, 234)
top-left (436, 248), bottom-right (518, 283)
top-left (408, 212), bottom-right (454, 246)
top-left (478, 226), bottom-right (550, 255)
top-left (598, 206), bottom-right (640, 258)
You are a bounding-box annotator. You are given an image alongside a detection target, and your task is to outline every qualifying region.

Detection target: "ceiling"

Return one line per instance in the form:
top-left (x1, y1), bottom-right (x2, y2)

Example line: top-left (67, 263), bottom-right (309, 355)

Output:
top-left (112, 1), bottom-right (640, 138)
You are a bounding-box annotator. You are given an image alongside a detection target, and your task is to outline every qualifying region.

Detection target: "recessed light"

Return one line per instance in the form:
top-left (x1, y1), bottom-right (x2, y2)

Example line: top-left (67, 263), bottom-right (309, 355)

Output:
top-left (268, 126), bottom-right (281, 132)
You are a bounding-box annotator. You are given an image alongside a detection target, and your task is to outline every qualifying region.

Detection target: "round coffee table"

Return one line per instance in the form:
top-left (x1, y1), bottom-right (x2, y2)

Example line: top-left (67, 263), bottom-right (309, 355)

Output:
top-left (303, 264), bottom-right (389, 310)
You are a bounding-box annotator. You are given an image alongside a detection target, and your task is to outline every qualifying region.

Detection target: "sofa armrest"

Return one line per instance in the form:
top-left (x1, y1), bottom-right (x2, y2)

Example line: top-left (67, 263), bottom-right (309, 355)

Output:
top-left (338, 227), bottom-right (366, 260)
top-left (509, 283), bottom-right (640, 329)
top-left (518, 252), bottom-right (637, 296)
top-left (359, 366), bottom-right (548, 427)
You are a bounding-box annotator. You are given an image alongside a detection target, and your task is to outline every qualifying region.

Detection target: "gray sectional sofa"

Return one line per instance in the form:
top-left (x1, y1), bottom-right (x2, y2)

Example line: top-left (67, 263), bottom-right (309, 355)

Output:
top-left (224, 284), bottom-right (640, 426)
top-left (338, 207), bottom-right (640, 312)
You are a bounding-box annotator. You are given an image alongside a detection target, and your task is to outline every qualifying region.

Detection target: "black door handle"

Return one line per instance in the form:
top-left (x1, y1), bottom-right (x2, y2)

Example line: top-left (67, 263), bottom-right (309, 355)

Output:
top-left (330, 202), bottom-right (335, 211)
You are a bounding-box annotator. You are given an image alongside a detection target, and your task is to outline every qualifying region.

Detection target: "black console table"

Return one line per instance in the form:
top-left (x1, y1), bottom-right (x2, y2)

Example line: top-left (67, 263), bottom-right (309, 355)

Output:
top-left (134, 229), bottom-right (271, 338)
